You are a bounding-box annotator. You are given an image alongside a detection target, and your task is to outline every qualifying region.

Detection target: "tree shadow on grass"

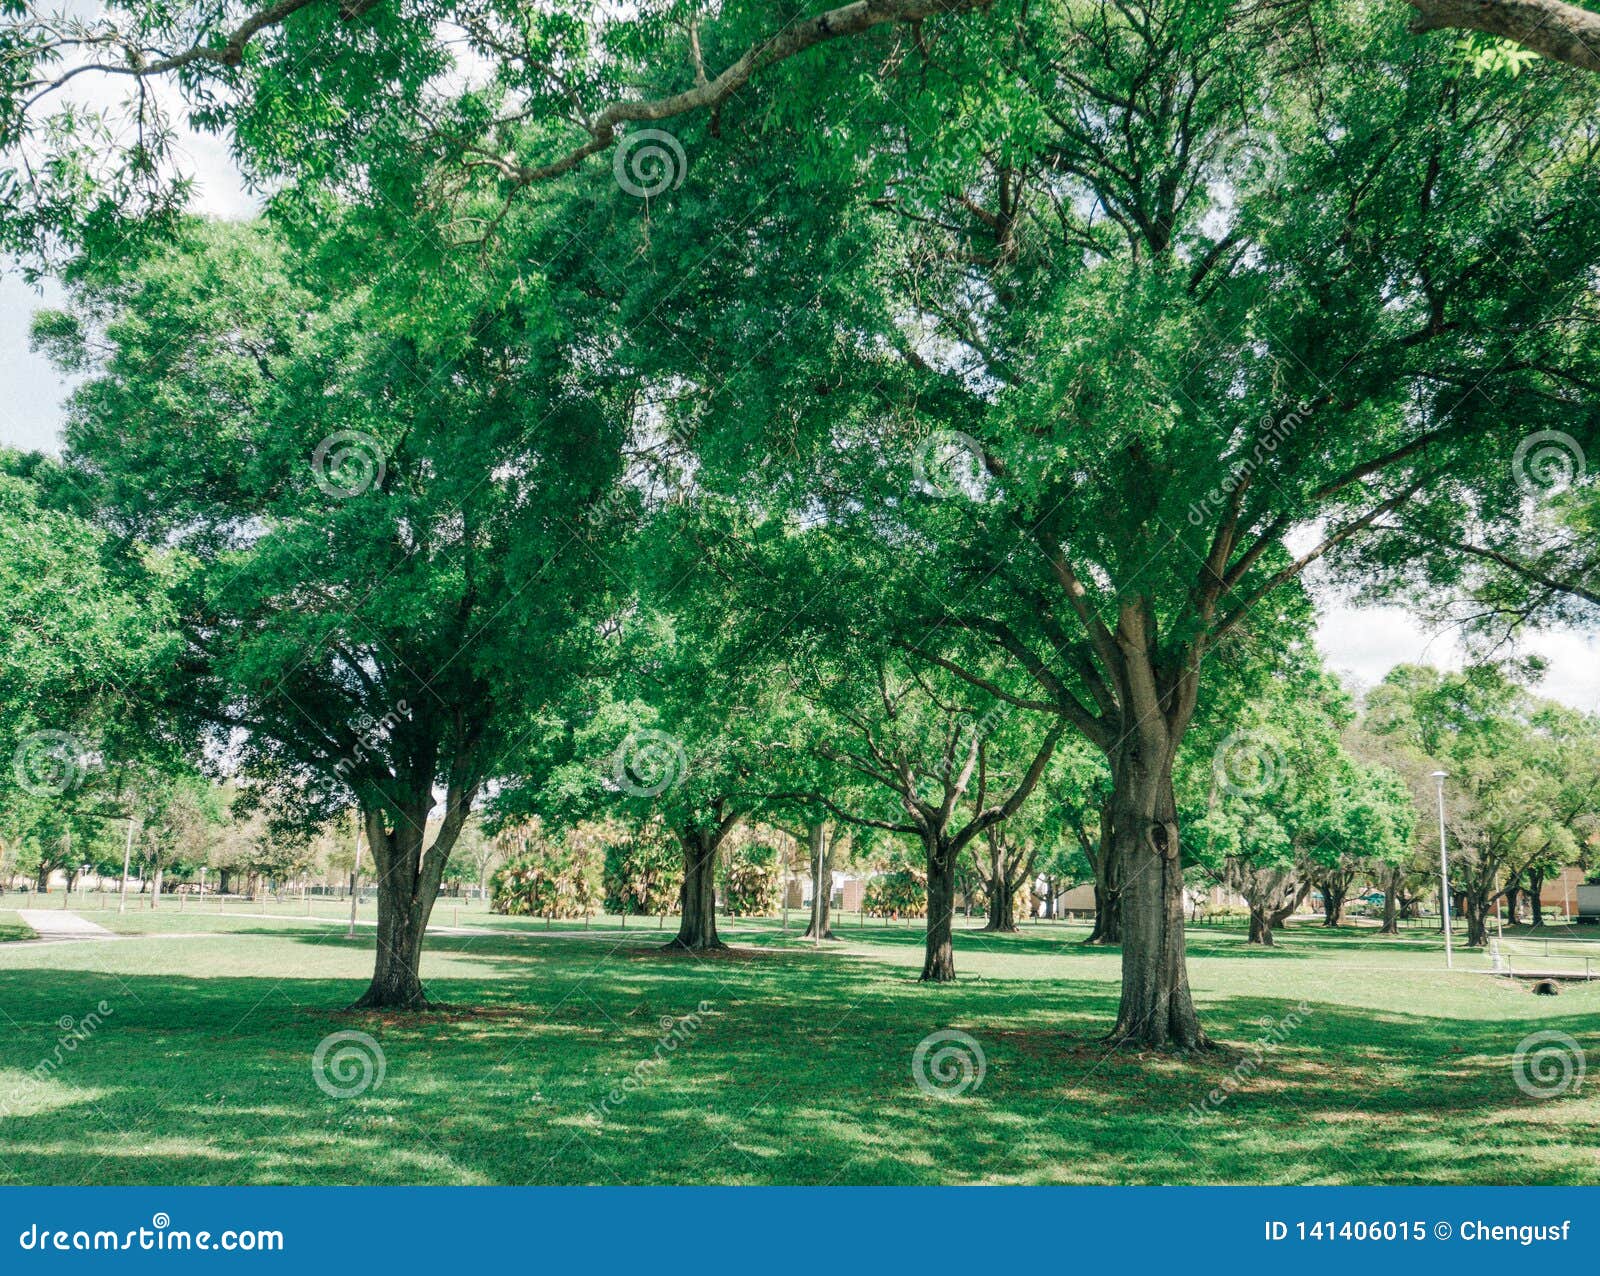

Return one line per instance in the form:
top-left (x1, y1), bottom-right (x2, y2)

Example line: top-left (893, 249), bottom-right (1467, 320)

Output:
top-left (0, 933), bottom-right (1594, 1187)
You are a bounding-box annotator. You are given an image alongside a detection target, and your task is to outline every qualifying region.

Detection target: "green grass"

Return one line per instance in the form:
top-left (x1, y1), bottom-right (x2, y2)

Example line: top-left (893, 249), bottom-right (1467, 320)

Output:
top-left (0, 911), bottom-right (36, 942)
top-left (0, 907), bottom-right (1595, 1186)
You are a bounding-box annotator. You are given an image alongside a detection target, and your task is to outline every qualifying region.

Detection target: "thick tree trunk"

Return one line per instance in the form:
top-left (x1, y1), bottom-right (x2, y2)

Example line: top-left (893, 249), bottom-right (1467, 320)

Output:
top-left (34, 865), bottom-right (49, 893)
top-left (1248, 905), bottom-right (1274, 946)
top-left (358, 889), bottom-right (430, 1009)
top-left (219, 867), bottom-right (233, 895)
top-left (984, 876), bottom-right (1017, 931)
top-left (921, 836), bottom-right (957, 982)
top-left (979, 829), bottom-right (1024, 933)
top-left (1107, 743), bottom-right (1207, 1050)
top-left (803, 822), bottom-right (834, 940)
top-left (1463, 893), bottom-right (1491, 947)
top-left (667, 827), bottom-right (726, 952)
top-left (1528, 871), bottom-right (1545, 927)
top-left (351, 789), bottom-right (472, 1010)
top-left (1320, 879), bottom-right (1346, 927)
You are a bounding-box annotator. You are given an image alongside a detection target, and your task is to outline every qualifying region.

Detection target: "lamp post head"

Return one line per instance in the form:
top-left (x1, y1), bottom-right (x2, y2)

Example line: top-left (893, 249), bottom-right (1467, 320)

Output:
top-left (1430, 770), bottom-right (1448, 781)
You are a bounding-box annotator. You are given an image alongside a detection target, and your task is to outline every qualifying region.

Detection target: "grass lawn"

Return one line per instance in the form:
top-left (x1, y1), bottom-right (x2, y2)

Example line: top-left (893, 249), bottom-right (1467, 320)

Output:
top-left (0, 907), bottom-right (1595, 1186)
top-left (0, 912), bottom-right (35, 943)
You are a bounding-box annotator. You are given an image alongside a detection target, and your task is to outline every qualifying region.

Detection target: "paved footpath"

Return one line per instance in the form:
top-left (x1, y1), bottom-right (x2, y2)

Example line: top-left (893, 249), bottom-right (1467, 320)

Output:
top-left (16, 910), bottom-right (118, 942)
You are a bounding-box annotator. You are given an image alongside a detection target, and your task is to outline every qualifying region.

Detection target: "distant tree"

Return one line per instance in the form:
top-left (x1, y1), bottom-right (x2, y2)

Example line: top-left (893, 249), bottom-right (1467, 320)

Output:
top-left (1366, 665), bottom-right (1600, 944)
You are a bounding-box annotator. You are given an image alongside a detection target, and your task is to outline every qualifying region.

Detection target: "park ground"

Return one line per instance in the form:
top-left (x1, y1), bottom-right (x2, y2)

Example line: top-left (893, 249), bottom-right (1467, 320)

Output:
top-left (0, 894), bottom-right (1595, 1186)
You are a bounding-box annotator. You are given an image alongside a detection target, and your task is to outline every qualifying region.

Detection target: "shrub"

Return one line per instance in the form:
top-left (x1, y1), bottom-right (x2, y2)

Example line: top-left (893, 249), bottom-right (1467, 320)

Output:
top-left (602, 825), bottom-right (682, 916)
top-left (491, 833), bottom-right (599, 919)
top-left (721, 841), bottom-right (780, 916)
top-left (864, 865), bottom-right (927, 918)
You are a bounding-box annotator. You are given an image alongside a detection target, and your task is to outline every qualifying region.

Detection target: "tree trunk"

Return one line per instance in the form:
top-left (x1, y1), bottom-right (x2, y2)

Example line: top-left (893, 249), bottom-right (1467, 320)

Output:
top-left (351, 790), bottom-right (472, 1010)
top-left (358, 888), bottom-right (430, 1008)
top-left (34, 865), bottom-right (49, 893)
top-left (1462, 893), bottom-right (1491, 947)
top-left (985, 875), bottom-right (1017, 931)
top-left (979, 829), bottom-right (1023, 933)
top-left (1083, 805), bottom-right (1122, 945)
top-left (150, 860), bottom-right (163, 908)
top-left (667, 827), bottom-right (725, 952)
top-left (1528, 871), bottom-right (1545, 927)
top-left (1107, 741), bottom-right (1207, 1050)
top-left (921, 835), bottom-right (957, 982)
top-left (1248, 905), bottom-right (1274, 946)
top-left (219, 867), bottom-right (233, 895)
top-left (1379, 873), bottom-right (1400, 935)
top-left (1320, 878), bottom-right (1346, 927)
top-left (803, 821), bottom-right (834, 940)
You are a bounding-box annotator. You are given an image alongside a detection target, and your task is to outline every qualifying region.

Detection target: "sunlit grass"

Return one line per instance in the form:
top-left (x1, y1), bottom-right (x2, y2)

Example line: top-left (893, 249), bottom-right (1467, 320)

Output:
top-left (0, 908), bottom-right (1594, 1185)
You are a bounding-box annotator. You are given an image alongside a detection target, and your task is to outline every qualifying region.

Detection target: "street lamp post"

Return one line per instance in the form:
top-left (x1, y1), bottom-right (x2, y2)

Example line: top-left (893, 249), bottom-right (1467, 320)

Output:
top-left (1431, 770), bottom-right (1452, 970)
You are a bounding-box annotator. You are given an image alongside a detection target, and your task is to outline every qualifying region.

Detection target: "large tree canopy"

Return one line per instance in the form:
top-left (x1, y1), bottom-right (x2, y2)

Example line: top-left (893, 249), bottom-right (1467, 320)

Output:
top-left (39, 212), bottom-right (636, 1006)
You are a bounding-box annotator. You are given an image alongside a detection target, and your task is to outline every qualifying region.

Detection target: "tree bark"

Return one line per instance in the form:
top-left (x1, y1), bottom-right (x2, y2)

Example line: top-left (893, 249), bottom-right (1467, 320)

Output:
top-left (985, 875), bottom-right (1017, 931)
top-left (921, 835), bottom-right (957, 982)
top-left (1320, 875), bottom-right (1348, 927)
top-left (1405, 0), bottom-right (1600, 74)
top-left (1248, 905), bottom-right (1274, 946)
top-left (1463, 892), bottom-right (1491, 947)
top-left (1083, 804), bottom-right (1122, 945)
top-left (1379, 871), bottom-right (1400, 935)
top-left (351, 784), bottom-right (474, 1009)
top-left (1528, 870), bottom-right (1546, 927)
top-left (1106, 738), bottom-right (1207, 1050)
top-left (667, 826), bottom-right (727, 952)
top-left (803, 821), bottom-right (834, 940)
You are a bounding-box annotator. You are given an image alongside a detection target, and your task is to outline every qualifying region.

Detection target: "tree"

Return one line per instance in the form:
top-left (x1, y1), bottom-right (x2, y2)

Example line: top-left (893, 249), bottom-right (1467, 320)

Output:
top-left (780, 647), bottom-right (1062, 980)
top-left (1366, 665), bottom-right (1600, 945)
top-left (641, 0), bottom-right (1600, 1044)
top-left (41, 216), bottom-right (633, 1006)
top-left (599, 822), bottom-right (684, 918)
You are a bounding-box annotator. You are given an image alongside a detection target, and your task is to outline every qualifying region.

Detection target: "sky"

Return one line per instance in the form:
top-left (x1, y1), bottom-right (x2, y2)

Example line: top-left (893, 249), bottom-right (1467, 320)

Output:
top-left (4, 111), bottom-right (1597, 714)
